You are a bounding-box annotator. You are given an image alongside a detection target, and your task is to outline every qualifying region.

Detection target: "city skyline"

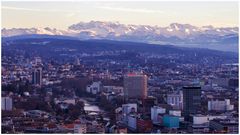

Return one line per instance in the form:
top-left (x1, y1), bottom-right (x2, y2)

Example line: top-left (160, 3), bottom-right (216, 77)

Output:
top-left (2, 1), bottom-right (239, 29)
top-left (1, 1), bottom-right (239, 134)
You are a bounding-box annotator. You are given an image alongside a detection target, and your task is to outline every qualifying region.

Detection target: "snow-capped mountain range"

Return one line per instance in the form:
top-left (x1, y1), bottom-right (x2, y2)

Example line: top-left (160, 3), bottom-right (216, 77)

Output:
top-left (2, 21), bottom-right (238, 46)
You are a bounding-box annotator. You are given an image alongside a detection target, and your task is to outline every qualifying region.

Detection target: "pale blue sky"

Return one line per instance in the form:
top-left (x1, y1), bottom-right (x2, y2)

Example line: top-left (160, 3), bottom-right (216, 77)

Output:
top-left (2, 1), bottom-right (239, 29)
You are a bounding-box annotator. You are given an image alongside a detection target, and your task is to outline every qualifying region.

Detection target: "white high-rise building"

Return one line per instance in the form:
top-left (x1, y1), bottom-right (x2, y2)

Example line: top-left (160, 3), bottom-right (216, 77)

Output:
top-left (167, 91), bottom-right (183, 110)
top-left (2, 97), bottom-right (13, 111)
top-left (75, 58), bottom-right (80, 65)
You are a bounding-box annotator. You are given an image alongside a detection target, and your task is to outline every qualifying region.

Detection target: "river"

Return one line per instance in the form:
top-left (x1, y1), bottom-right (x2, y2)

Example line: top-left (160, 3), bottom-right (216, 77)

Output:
top-left (79, 98), bottom-right (102, 112)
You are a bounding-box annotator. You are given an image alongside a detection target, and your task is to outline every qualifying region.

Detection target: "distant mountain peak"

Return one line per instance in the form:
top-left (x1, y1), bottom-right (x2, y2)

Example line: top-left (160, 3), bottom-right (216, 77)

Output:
top-left (202, 25), bottom-right (214, 29)
top-left (2, 21), bottom-right (238, 48)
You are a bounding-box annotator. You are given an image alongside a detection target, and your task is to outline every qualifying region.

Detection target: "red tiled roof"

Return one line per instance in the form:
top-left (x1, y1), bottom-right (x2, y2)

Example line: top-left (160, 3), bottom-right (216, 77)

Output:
top-left (64, 124), bottom-right (74, 129)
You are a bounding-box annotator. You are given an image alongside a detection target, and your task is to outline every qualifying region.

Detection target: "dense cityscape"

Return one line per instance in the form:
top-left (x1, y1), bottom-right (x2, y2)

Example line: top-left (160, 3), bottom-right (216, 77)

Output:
top-left (1, 1), bottom-right (239, 134)
top-left (1, 38), bottom-right (239, 134)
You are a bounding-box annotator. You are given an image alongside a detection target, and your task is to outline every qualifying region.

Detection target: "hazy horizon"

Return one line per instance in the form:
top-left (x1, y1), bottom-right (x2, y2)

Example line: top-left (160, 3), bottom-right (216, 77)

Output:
top-left (2, 1), bottom-right (239, 29)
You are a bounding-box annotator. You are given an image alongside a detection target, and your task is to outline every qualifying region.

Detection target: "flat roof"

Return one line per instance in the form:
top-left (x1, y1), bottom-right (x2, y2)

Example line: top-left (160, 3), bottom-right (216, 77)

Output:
top-left (183, 86), bottom-right (201, 89)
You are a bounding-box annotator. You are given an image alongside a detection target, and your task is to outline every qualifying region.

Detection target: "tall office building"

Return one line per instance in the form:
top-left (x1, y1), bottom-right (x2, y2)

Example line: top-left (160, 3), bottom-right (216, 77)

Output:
top-left (124, 73), bottom-right (147, 100)
top-left (32, 68), bottom-right (42, 86)
top-left (2, 97), bottom-right (13, 111)
top-left (183, 86), bottom-right (201, 120)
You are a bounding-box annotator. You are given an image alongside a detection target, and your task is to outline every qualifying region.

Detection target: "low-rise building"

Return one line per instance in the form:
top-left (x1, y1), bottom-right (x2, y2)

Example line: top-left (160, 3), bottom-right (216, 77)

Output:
top-left (122, 103), bottom-right (137, 124)
top-left (151, 106), bottom-right (166, 124)
top-left (163, 115), bottom-right (179, 128)
top-left (127, 115), bottom-right (137, 131)
top-left (74, 123), bottom-right (87, 133)
top-left (86, 81), bottom-right (102, 95)
top-left (2, 97), bottom-right (13, 111)
top-left (137, 118), bottom-right (153, 133)
top-left (192, 114), bottom-right (227, 125)
top-left (169, 110), bottom-right (181, 117)
top-left (209, 119), bottom-right (238, 133)
top-left (208, 99), bottom-right (234, 111)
